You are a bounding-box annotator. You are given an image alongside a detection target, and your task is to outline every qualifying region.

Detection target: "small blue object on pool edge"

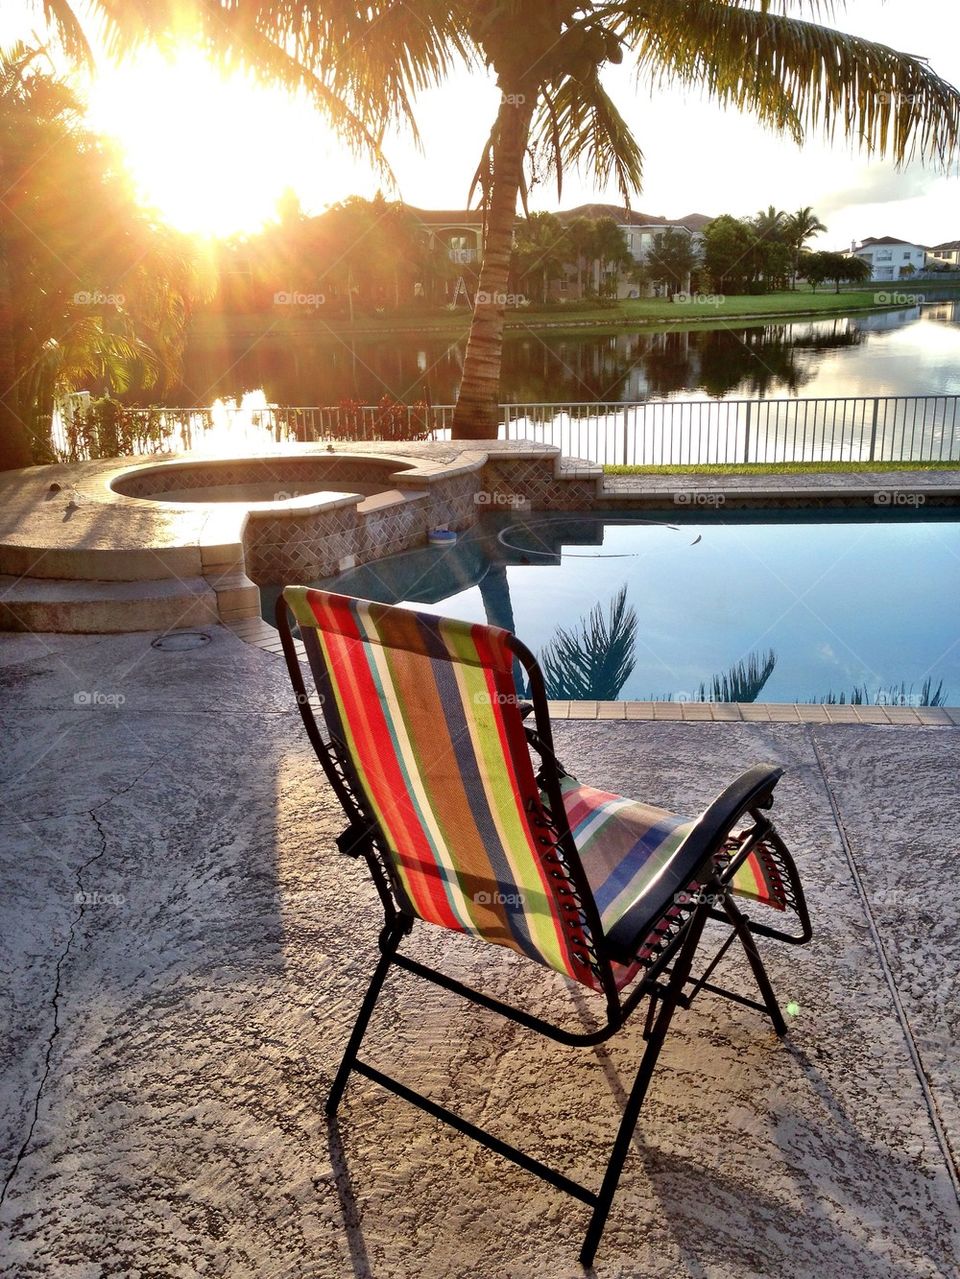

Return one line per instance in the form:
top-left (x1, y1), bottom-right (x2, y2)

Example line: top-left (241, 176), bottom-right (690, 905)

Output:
top-left (428, 528), bottom-right (457, 546)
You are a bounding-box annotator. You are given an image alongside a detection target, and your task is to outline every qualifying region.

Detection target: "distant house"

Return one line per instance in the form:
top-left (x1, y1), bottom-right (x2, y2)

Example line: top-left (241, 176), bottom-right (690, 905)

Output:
top-left (409, 207), bottom-right (484, 267)
top-left (926, 240), bottom-right (960, 268)
top-left (848, 236), bottom-right (928, 281)
top-left (556, 204), bottom-right (709, 299)
top-left (407, 204), bottom-right (711, 303)
top-left (406, 207), bottom-right (484, 303)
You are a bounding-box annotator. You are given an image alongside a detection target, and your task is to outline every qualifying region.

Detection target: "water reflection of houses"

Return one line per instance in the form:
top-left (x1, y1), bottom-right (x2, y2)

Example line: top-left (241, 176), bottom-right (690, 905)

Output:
top-left (847, 307), bottom-right (922, 334)
top-left (513, 321), bottom-right (865, 404)
top-left (923, 301), bottom-right (960, 325)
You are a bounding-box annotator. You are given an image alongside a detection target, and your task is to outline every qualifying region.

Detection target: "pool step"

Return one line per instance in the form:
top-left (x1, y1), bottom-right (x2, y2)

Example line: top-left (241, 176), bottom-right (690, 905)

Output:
top-left (203, 567), bottom-right (262, 623)
top-left (0, 574), bottom-right (222, 634)
top-left (0, 541), bottom-right (210, 582)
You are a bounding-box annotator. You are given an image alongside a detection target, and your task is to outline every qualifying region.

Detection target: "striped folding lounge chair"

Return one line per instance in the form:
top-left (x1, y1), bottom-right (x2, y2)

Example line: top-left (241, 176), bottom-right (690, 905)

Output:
top-left (277, 587), bottom-right (812, 1267)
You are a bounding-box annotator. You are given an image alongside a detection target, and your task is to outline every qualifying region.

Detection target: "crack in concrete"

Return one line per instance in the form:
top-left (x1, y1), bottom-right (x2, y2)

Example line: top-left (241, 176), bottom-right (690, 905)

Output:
top-left (0, 766), bottom-right (154, 1210)
top-left (810, 728), bottom-right (960, 1211)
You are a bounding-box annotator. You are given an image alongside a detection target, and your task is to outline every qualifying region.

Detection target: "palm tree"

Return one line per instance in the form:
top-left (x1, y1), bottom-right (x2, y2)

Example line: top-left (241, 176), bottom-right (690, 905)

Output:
top-left (20, 0), bottom-right (960, 451)
top-left (444, 3), bottom-right (960, 436)
top-left (0, 47), bottom-right (210, 466)
top-left (785, 206), bottom-right (829, 288)
top-left (753, 206), bottom-right (788, 243)
top-left (646, 228), bottom-right (698, 299)
top-left (513, 211), bottom-right (568, 303)
top-left (590, 216), bottom-right (632, 297)
top-left (566, 215), bottom-right (597, 297)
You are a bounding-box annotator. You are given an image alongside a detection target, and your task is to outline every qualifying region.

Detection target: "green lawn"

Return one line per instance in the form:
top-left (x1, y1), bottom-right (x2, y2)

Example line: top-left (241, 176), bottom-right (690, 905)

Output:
top-left (191, 282), bottom-right (960, 344)
top-left (604, 460), bottom-right (960, 476)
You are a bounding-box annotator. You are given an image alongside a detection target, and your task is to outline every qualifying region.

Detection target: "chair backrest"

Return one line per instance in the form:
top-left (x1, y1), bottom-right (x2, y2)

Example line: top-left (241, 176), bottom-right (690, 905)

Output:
top-left (282, 587), bottom-right (604, 990)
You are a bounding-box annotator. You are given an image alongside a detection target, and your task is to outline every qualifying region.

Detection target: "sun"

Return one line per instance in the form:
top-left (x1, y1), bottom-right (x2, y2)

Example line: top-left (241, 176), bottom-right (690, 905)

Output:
top-left (85, 47), bottom-right (328, 238)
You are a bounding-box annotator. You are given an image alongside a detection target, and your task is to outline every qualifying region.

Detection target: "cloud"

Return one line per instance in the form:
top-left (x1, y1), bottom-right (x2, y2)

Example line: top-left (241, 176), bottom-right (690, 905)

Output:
top-left (817, 165), bottom-right (937, 216)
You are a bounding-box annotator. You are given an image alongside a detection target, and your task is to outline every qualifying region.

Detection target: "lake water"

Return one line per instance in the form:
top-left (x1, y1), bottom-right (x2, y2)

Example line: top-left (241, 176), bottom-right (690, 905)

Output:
top-left (263, 508), bottom-right (960, 705)
top-left (175, 300), bottom-right (960, 409)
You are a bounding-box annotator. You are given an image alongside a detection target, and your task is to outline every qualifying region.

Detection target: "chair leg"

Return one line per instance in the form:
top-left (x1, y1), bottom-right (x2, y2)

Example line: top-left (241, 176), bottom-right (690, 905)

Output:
top-left (326, 922), bottom-right (405, 1116)
top-left (579, 906), bottom-right (710, 1268)
top-left (722, 895), bottom-right (787, 1037)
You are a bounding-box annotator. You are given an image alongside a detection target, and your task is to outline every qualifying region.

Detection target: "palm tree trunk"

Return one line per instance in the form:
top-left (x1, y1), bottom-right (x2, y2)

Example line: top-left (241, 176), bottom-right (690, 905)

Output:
top-left (0, 236), bottom-right (32, 471)
top-left (451, 95), bottom-right (533, 440)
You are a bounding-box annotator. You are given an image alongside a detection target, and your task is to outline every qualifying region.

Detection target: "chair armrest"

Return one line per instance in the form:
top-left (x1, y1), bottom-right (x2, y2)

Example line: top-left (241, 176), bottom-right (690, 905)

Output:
top-left (604, 764), bottom-right (784, 964)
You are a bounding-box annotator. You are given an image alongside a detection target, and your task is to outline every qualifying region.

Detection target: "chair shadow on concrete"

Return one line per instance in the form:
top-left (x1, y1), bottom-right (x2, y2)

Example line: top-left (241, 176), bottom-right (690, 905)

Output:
top-left (327, 1115), bottom-right (375, 1279)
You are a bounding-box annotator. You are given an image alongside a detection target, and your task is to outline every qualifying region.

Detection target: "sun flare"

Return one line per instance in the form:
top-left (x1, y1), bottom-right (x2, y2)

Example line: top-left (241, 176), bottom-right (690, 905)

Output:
top-left (85, 47), bottom-right (335, 238)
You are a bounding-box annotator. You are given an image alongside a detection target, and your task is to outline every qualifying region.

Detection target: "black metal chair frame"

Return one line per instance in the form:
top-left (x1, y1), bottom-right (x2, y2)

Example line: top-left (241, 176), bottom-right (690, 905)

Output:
top-left (276, 596), bottom-right (812, 1268)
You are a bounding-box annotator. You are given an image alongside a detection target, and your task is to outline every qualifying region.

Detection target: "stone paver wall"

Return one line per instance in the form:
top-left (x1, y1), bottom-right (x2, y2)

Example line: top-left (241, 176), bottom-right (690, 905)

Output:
top-left (243, 504), bottom-right (364, 583)
top-left (481, 456), bottom-right (599, 509)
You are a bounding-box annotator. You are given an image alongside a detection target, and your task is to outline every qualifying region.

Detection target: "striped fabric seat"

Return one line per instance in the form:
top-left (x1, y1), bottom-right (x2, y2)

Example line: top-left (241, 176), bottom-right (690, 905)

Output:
top-left (284, 587), bottom-right (603, 991)
top-left (559, 776), bottom-right (789, 910)
top-left (558, 776), bottom-right (789, 987)
top-left (556, 777), bottom-right (696, 990)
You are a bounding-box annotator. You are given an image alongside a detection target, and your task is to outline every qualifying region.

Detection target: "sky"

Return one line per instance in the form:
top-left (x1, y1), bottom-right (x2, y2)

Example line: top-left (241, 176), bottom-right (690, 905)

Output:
top-left (2, 1), bottom-right (959, 246)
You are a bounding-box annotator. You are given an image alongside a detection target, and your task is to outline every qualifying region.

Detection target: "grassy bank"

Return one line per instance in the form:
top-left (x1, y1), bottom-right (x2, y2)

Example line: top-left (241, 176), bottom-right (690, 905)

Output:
top-left (190, 284), bottom-right (960, 344)
top-left (604, 460), bottom-right (960, 476)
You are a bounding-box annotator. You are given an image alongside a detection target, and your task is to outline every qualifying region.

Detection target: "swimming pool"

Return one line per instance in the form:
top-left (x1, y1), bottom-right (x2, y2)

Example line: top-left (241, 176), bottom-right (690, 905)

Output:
top-left (265, 510), bottom-right (960, 704)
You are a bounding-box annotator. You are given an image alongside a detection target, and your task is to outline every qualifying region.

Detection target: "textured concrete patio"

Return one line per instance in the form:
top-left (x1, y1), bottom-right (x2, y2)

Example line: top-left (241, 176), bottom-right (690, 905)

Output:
top-left (1, 626), bottom-right (958, 1278)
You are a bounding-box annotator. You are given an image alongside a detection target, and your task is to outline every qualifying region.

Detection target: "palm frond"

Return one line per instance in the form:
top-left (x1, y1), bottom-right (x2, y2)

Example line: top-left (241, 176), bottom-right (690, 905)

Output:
top-left (820, 677), bottom-right (947, 707)
top-left (614, 0), bottom-right (960, 165)
top-left (36, 0), bottom-right (94, 65)
top-left (529, 71), bottom-right (644, 205)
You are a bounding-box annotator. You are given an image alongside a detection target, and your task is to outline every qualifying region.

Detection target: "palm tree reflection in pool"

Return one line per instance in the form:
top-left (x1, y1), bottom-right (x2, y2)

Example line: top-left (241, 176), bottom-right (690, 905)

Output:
top-left (540, 586), bottom-right (638, 701)
top-left (537, 586), bottom-right (779, 704)
top-left (696, 650), bottom-right (777, 704)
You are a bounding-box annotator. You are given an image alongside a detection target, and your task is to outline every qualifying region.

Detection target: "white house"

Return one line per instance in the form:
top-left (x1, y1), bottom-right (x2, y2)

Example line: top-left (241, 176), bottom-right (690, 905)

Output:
top-left (849, 236), bottom-right (928, 281)
top-left (557, 204), bottom-right (709, 299)
top-left (926, 239), bottom-right (960, 268)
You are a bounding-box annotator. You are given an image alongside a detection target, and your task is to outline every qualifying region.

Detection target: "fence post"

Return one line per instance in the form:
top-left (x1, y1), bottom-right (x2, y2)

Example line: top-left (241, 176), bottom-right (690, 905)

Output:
top-left (868, 397), bottom-right (880, 462)
top-left (743, 401), bottom-right (752, 464)
top-left (621, 406), bottom-right (629, 466)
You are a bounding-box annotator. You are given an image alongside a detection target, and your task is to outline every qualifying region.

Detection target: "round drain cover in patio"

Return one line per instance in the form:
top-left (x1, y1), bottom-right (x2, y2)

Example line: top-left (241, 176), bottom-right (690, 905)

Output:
top-left (150, 630), bottom-right (212, 652)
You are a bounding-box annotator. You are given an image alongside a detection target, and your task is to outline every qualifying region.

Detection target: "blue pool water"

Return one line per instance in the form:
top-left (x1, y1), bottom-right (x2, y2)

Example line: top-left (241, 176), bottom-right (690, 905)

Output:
top-left (273, 510), bottom-right (960, 704)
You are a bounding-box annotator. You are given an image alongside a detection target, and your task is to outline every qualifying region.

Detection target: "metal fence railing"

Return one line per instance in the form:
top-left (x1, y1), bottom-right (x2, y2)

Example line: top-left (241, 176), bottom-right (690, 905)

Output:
top-left (52, 395), bottom-right (960, 466)
top-left (500, 396), bottom-right (960, 466)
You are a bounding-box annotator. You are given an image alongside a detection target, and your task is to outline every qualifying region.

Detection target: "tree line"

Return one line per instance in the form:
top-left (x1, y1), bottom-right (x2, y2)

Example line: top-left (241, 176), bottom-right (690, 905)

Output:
top-left (701, 206), bottom-right (872, 294)
top-left (212, 203), bottom-right (652, 314)
top-left (212, 199), bottom-right (855, 312)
